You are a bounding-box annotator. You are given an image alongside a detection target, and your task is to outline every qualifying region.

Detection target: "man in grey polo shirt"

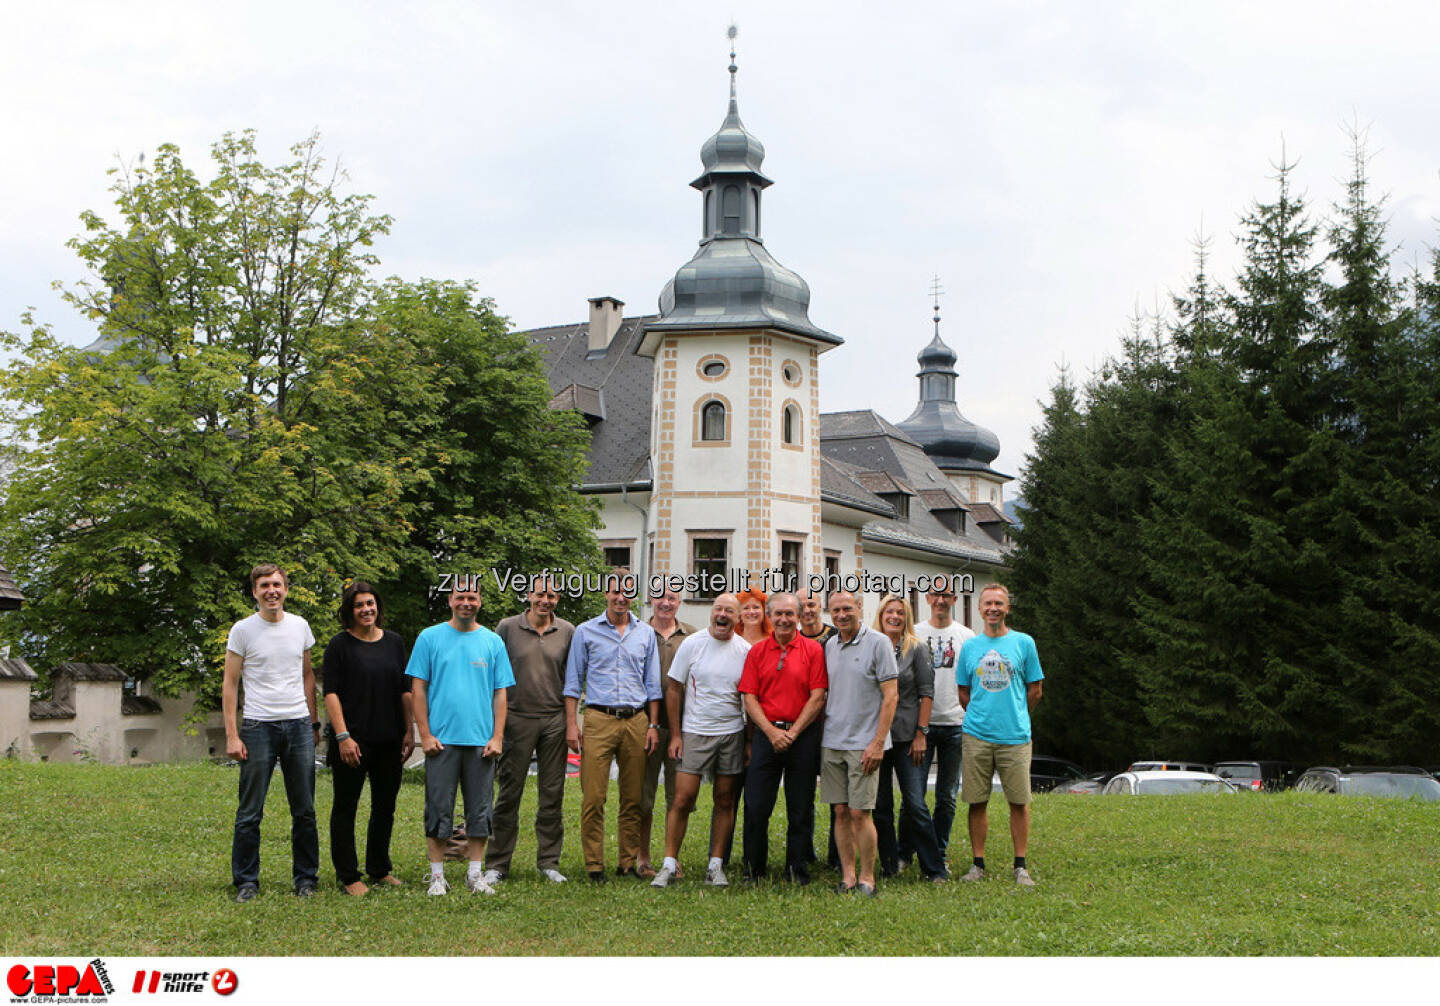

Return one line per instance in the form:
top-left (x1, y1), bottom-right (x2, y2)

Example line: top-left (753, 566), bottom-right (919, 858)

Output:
top-left (482, 574), bottom-right (574, 886)
top-left (650, 593), bottom-right (750, 889)
top-left (821, 590), bottom-right (898, 897)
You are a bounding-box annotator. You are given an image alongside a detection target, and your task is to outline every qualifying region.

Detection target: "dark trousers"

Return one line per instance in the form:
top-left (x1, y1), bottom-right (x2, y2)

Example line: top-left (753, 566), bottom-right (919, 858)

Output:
top-left (232, 717), bottom-right (318, 889)
top-left (486, 712), bottom-right (568, 874)
top-left (876, 741), bottom-right (947, 879)
top-left (328, 737), bottom-right (403, 885)
top-left (908, 723), bottom-right (964, 859)
top-left (742, 721), bottom-right (821, 877)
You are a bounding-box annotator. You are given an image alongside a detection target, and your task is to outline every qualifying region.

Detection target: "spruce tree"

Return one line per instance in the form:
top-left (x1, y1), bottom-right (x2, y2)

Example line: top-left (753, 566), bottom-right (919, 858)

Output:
top-left (1138, 159), bottom-right (1340, 760)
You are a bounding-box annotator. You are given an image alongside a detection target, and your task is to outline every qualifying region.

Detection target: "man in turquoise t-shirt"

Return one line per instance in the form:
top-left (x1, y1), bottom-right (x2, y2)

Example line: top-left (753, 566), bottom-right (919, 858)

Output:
top-left (957, 584), bottom-right (1044, 887)
top-left (408, 582), bottom-right (516, 896)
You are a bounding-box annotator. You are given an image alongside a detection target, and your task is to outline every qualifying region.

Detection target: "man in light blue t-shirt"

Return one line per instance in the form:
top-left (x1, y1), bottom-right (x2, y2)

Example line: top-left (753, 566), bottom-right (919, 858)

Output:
top-left (408, 582), bottom-right (515, 897)
top-left (957, 583), bottom-right (1044, 887)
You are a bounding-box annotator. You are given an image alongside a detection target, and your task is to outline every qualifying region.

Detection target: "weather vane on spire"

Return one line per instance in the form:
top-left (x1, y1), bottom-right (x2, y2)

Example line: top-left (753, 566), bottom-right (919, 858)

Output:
top-left (929, 275), bottom-right (945, 335)
top-left (727, 23), bottom-right (739, 72)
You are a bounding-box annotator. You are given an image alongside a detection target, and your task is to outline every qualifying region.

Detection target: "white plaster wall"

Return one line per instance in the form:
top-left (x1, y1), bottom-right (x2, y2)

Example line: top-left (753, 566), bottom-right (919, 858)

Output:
top-left (0, 680), bottom-right (31, 757)
top-left (670, 333), bottom-right (753, 492)
top-left (594, 494), bottom-right (649, 550)
top-left (820, 523), bottom-right (861, 575)
top-left (6, 676), bottom-right (225, 764)
top-left (946, 471), bottom-right (1007, 507)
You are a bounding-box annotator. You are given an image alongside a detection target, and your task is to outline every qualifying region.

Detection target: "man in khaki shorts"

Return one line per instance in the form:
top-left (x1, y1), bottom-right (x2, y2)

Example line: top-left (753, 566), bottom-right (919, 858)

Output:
top-left (821, 590), bottom-right (898, 897)
top-left (957, 584), bottom-right (1044, 887)
top-left (649, 594), bottom-right (751, 889)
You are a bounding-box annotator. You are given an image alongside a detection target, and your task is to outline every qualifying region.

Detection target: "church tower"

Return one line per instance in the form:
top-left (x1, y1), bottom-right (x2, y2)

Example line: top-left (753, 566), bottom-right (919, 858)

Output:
top-left (894, 294), bottom-right (1010, 506)
top-left (639, 29), bottom-right (841, 596)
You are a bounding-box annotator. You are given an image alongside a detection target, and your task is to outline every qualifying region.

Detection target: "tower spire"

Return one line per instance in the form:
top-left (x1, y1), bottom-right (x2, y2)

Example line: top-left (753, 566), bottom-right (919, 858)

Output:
top-left (728, 23), bottom-right (738, 85)
top-left (897, 276), bottom-right (1002, 471)
top-left (929, 274), bottom-right (944, 339)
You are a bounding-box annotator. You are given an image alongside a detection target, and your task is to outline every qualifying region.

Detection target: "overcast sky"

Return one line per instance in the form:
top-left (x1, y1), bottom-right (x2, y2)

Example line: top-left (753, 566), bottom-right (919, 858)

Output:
top-left (4, 1), bottom-right (1438, 483)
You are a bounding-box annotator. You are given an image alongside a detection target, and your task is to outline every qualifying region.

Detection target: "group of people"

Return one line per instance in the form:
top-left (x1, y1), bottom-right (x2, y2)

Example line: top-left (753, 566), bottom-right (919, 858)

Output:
top-left (221, 563), bottom-right (1044, 901)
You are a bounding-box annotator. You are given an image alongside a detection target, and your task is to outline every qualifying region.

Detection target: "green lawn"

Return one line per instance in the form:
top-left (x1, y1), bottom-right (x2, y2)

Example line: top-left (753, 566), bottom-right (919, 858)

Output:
top-left (1, 760), bottom-right (1436, 955)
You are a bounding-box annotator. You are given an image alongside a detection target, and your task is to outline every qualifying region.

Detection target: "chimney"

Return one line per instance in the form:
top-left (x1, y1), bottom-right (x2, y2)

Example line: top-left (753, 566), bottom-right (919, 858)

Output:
top-left (587, 296), bottom-right (625, 353)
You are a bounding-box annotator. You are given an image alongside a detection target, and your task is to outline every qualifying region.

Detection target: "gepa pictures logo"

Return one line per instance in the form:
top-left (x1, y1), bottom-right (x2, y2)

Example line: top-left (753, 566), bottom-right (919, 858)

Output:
top-left (7, 959), bottom-right (115, 1000)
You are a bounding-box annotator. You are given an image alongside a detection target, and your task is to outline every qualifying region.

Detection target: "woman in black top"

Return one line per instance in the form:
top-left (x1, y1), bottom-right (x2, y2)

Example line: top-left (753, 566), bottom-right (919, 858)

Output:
top-left (872, 595), bottom-right (946, 881)
top-left (323, 581), bottom-right (413, 894)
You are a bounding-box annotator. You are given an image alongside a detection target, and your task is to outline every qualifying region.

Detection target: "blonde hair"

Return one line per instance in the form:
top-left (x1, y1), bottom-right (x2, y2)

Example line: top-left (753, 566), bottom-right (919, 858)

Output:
top-left (873, 594), bottom-right (918, 657)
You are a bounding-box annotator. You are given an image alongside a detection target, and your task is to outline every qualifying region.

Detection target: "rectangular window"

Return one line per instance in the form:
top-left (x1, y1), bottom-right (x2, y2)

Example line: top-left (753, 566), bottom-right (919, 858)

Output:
top-left (600, 540), bottom-right (633, 570)
top-left (779, 538), bottom-right (803, 592)
top-left (691, 537), bottom-right (729, 600)
top-left (961, 592), bottom-right (972, 629)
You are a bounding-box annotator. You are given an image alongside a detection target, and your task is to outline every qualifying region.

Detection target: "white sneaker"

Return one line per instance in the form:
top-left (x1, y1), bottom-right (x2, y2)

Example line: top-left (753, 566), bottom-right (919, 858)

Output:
top-left (650, 864), bottom-right (676, 888)
top-left (1014, 867), bottom-right (1036, 887)
top-left (427, 874), bottom-right (449, 896)
top-left (541, 868), bottom-right (568, 884)
top-left (704, 862), bottom-right (729, 887)
top-left (465, 873), bottom-right (496, 895)
top-left (479, 868), bottom-right (503, 887)
top-left (959, 865), bottom-right (986, 882)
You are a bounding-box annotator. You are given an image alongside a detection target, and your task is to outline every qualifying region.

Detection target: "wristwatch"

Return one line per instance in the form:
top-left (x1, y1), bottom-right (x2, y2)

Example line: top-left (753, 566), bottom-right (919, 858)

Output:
top-left (647, 723), bottom-right (661, 730)
top-left (917, 725), bottom-right (930, 736)
top-left (311, 721), bottom-right (322, 731)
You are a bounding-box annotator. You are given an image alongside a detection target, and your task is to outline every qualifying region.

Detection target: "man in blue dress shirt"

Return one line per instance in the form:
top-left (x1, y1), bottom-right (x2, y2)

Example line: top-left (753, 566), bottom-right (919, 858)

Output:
top-left (564, 569), bottom-right (663, 881)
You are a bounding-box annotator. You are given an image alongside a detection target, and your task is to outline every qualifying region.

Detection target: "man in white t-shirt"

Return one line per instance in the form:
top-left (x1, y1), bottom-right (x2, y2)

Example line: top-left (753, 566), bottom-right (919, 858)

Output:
top-left (649, 593), bottom-right (751, 889)
top-left (223, 563), bottom-right (319, 902)
top-left (913, 579), bottom-right (975, 862)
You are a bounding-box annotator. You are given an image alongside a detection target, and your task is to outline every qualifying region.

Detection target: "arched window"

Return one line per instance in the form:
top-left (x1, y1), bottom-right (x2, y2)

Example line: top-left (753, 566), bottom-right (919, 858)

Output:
top-left (752, 190), bottom-right (761, 235)
top-left (722, 186), bottom-right (741, 235)
top-left (782, 402), bottom-right (801, 445)
top-left (701, 400), bottom-right (727, 441)
top-left (703, 190), bottom-right (712, 235)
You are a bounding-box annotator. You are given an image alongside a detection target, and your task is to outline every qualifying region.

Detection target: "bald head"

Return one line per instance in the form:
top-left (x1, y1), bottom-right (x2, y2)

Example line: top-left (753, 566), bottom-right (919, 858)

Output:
top-left (710, 592), bottom-right (739, 639)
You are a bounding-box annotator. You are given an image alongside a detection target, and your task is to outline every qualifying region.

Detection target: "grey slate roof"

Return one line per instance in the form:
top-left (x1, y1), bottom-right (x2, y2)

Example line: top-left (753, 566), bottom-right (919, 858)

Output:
top-left (820, 410), bottom-right (1011, 568)
top-left (819, 457), bottom-right (893, 516)
top-left (0, 657), bottom-right (37, 681)
top-left (548, 383), bottom-right (605, 421)
top-left (651, 237), bottom-right (842, 346)
top-left (122, 694), bottom-right (164, 716)
top-left (915, 486), bottom-right (971, 512)
top-left (0, 564), bottom-right (22, 609)
top-left (894, 330), bottom-right (1006, 476)
top-left (968, 502), bottom-right (1007, 524)
top-left (30, 699), bottom-right (74, 720)
top-left (527, 315), bottom-right (658, 488)
top-left (55, 662), bottom-right (128, 682)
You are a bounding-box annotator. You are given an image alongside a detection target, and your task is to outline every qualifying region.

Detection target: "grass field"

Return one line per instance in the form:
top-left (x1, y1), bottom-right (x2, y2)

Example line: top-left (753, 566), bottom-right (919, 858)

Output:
top-left (2, 760), bottom-right (1437, 956)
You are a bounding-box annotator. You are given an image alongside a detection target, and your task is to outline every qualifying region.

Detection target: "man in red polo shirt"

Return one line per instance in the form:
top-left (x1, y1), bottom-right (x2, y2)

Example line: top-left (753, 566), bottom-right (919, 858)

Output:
top-left (738, 591), bottom-right (828, 884)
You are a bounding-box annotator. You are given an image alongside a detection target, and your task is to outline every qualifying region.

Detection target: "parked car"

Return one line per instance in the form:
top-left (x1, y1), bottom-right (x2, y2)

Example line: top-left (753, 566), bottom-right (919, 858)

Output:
top-left (1293, 766), bottom-right (1440, 801)
top-left (1214, 760), bottom-right (1298, 792)
top-left (1056, 777), bottom-right (1104, 795)
top-left (1031, 755), bottom-right (1089, 792)
top-left (1127, 760), bottom-right (1211, 773)
top-left (1103, 770), bottom-right (1237, 795)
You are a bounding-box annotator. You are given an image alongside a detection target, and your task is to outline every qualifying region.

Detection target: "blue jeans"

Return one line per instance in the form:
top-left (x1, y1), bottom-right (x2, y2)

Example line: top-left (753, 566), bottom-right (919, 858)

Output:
top-left (232, 717), bottom-right (319, 889)
top-left (876, 741), bottom-right (946, 879)
top-left (920, 724), bottom-right (964, 859)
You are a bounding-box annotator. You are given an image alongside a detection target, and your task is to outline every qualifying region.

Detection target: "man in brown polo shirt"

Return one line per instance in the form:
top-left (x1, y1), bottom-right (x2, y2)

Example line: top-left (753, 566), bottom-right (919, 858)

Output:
top-left (637, 585), bottom-right (698, 876)
top-left (481, 574), bottom-right (574, 885)
top-left (739, 591), bottom-right (828, 884)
